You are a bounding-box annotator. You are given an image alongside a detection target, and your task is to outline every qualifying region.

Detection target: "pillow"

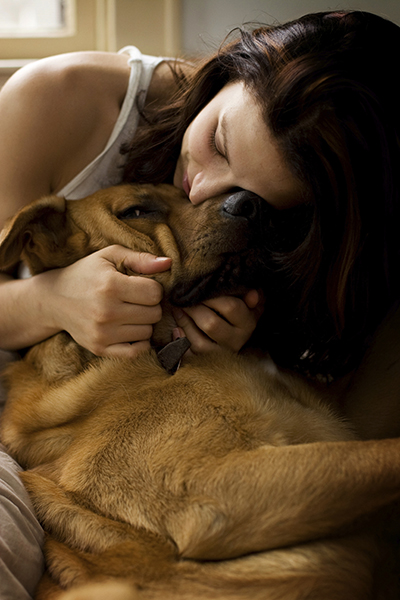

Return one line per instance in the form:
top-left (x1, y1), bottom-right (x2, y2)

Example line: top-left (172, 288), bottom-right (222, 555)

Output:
top-left (0, 445), bottom-right (44, 598)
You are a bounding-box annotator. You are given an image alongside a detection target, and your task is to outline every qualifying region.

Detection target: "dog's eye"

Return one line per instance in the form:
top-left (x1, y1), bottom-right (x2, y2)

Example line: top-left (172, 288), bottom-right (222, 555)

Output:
top-left (117, 206), bottom-right (152, 220)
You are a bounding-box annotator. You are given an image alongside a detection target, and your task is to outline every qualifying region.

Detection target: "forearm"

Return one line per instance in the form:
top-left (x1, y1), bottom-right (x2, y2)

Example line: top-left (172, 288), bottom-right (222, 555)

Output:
top-left (0, 273), bottom-right (60, 350)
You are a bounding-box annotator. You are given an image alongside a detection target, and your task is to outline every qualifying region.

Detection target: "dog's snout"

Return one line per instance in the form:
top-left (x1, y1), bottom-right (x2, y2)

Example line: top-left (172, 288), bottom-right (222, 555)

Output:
top-left (221, 191), bottom-right (264, 222)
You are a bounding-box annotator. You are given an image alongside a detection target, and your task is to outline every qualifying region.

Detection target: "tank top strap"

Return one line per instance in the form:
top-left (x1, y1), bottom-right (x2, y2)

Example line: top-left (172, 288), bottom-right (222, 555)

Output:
top-left (57, 46), bottom-right (165, 200)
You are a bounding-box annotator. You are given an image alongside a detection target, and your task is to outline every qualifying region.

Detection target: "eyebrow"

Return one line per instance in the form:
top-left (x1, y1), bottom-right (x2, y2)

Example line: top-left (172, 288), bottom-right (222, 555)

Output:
top-left (220, 113), bottom-right (231, 165)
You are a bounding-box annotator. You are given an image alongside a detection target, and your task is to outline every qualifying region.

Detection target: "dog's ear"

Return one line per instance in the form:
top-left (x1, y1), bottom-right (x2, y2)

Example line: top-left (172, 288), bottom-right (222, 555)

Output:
top-left (0, 195), bottom-right (89, 274)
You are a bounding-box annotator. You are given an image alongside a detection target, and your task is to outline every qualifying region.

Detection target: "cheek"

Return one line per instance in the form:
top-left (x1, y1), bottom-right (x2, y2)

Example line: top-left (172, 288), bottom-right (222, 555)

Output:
top-left (192, 100), bottom-right (217, 145)
top-left (186, 118), bottom-right (213, 166)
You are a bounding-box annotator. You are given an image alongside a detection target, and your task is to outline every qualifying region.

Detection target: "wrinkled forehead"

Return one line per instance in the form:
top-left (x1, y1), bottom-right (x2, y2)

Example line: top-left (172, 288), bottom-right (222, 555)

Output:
top-left (63, 184), bottom-right (194, 261)
top-left (68, 184), bottom-right (189, 217)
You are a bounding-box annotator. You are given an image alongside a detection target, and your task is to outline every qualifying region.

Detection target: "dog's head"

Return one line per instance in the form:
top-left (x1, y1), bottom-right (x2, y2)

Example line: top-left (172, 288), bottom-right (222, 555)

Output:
top-left (0, 184), bottom-right (279, 306)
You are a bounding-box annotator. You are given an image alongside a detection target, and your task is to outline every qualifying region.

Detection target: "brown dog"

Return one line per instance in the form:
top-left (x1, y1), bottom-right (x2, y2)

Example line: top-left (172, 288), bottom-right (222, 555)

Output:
top-left (0, 184), bottom-right (399, 600)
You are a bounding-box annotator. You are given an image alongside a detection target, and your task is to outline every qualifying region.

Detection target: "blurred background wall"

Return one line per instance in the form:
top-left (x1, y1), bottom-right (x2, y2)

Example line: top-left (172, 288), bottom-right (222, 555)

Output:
top-left (1, 0), bottom-right (399, 86)
top-left (181, 0), bottom-right (400, 56)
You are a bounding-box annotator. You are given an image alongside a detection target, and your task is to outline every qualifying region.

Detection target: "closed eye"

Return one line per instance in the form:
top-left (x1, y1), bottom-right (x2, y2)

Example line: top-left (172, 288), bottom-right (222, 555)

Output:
top-left (208, 128), bottom-right (224, 158)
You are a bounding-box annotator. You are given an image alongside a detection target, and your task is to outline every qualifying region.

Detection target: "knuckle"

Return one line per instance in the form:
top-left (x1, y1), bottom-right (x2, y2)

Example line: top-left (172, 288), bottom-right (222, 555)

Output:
top-left (138, 251), bottom-right (153, 262)
top-left (87, 322), bottom-right (114, 354)
top-left (191, 340), bottom-right (207, 355)
top-left (96, 274), bottom-right (117, 299)
top-left (193, 338), bottom-right (219, 355)
top-left (151, 304), bottom-right (163, 323)
top-left (224, 296), bottom-right (241, 314)
top-left (146, 281), bottom-right (164, 305)
top-left (141, 324), bottom-right (154, 340)
top-left (202, 312), bottom-right (221, 335)
top-left (92, 305), bottom-right (114, 325)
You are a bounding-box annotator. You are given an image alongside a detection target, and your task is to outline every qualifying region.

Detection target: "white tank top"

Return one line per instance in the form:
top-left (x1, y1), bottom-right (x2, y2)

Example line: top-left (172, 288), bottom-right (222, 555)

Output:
top-left (57, 46), bottom-right (165, 200)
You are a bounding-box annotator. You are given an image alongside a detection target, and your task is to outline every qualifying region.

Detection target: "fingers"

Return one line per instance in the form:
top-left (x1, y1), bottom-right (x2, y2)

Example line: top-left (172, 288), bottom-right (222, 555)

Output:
top-left (50, 247), bottom-right (172, 357)
top-left (101, 245), bottom-right (172, 275)
top-left (80, 321), bottom-right (155, 356)
top-left (243, 289), bottom-right (265, 322)
top-left (96, 246), bottom-right (170, 306)
top-left (173, 292), bottom-right (265, 355)
top-left (243, 289), bottom-right (262, 310)
top-left (97, 269), bottom-right (164, 308)
top-left (172, 308), bottom-right (217, 355)
top-left (100, 340), bottom-right (152, 360)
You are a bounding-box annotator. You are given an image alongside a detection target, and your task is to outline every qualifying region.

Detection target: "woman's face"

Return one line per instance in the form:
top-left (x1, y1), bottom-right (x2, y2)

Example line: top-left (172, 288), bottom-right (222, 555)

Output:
top-left (173, 81), bottom-right (302, 208)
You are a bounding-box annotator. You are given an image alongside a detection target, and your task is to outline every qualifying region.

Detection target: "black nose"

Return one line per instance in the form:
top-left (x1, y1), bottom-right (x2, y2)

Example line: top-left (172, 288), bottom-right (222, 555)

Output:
top-left (221, 190), bottom-right (264, 222)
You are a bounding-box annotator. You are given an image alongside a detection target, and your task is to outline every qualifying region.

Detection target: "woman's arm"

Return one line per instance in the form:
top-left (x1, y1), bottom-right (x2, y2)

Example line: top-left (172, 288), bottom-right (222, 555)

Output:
top-left (0, 52), bottom-right (262, 355)
top-left (0, 52), bottom-right (172, 355)
top-left (0, 251), bottom-right (172, 355)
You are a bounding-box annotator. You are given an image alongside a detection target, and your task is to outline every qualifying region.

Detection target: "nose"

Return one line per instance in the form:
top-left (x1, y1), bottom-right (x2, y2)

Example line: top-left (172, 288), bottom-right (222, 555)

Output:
top-left (189, 170), bottom-right (236, 205)
top-left (221, 190), bottom-right (266, 223)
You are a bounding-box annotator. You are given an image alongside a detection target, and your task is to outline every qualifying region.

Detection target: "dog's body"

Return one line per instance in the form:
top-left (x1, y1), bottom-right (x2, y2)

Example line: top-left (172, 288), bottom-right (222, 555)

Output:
top-left (0, 184), bottom-right (399, 600)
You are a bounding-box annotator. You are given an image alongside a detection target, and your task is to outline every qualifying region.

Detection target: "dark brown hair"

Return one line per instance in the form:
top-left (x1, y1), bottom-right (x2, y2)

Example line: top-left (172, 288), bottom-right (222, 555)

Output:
top-left (122, 11), bottom-right (400, 377)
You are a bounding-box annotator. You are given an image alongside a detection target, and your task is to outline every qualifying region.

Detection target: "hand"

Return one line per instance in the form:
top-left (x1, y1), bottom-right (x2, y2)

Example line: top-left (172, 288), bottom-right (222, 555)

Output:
top-left (172, 290), bottom-right (264, 355)
top-left (45, 245), bottom-right (171, 358)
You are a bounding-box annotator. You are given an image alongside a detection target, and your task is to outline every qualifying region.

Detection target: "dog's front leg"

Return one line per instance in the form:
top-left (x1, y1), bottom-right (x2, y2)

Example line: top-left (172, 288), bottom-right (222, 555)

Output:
top-left (164, 437), bottom-right (400, 560)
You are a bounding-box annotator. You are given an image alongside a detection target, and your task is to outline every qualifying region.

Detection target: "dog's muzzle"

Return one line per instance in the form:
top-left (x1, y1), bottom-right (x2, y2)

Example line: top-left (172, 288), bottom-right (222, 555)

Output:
top-left (221, 190), bottom-right (265, 220)
top-left (220, 190), bottom-right (269, 231)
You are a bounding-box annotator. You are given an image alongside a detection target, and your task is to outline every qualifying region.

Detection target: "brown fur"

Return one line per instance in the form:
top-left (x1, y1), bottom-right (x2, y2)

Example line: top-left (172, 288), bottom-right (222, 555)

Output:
top-left (0, 184), bottom-right (399, 600)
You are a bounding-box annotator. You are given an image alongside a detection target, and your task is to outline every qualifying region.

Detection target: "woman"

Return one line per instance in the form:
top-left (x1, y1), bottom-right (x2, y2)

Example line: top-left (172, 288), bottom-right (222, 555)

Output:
top-left (1, 10), bottom-right (399, 597)
top-left (124, 9), bottom-right (400, 378)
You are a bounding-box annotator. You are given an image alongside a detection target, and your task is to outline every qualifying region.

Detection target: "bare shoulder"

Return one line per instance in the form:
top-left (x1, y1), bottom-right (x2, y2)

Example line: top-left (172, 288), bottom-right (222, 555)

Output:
top-left (0, 51), bottom-right (130, 138)
top-left (0, 52), bottom-right (130, 225)
top-left (2, 51), bottom-right (130, 107)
